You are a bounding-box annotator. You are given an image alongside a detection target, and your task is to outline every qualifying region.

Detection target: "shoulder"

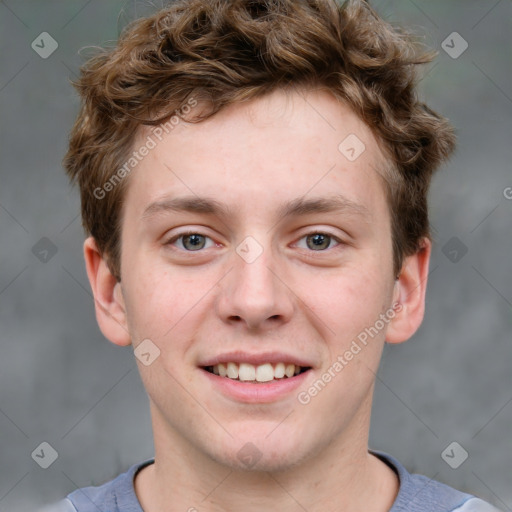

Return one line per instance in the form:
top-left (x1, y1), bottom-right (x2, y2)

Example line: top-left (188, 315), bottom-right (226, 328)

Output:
top-left (36, 458), bottom-right (155, 512)
top-left (370, 449), bottom-right (503, 512)
top-left (35, 499), bottom-right (77, 512)
top-left (452, 498), bottom-right (504, 511)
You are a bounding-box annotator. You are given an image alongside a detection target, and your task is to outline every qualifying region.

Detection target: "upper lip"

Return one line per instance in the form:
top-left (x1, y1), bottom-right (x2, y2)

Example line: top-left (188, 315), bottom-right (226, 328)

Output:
top-left (199, 351), bottom-right (314, 368)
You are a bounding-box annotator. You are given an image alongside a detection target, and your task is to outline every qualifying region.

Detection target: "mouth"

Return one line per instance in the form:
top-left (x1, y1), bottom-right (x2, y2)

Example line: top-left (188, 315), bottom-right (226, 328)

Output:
top-left (202, 362), bottom-right (312, 383)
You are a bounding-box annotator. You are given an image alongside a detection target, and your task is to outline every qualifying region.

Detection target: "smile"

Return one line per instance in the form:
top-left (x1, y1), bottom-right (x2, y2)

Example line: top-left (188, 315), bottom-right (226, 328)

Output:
top-left (204, 362), bottom-right (311, 383)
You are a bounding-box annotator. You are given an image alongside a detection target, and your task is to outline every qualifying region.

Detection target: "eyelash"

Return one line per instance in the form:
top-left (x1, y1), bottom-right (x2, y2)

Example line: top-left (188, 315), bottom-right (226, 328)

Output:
top-left (164, 230), bottom-right (345, 253)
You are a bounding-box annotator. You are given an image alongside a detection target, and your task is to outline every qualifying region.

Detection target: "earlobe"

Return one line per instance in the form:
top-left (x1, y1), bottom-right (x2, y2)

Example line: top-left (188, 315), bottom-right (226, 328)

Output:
top-left (385, 238), bottom-right (432, 345)
top-left (83, 237), bottom-right (131, 347)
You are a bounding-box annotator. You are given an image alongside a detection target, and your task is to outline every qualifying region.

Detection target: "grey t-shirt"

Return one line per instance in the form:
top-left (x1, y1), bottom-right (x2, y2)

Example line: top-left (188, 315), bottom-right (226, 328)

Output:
top-left (38, 450), bottom-right (502, 511)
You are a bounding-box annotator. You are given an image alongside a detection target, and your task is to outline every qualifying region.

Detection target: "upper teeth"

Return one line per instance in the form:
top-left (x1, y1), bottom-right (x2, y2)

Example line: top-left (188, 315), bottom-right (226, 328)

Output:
top-left (210, 362), bottom-right (303, 382)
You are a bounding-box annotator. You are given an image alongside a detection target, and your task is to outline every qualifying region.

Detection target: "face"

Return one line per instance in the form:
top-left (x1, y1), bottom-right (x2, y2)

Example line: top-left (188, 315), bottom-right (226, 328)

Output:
top-left (103, 88), bottom-right (408, 471)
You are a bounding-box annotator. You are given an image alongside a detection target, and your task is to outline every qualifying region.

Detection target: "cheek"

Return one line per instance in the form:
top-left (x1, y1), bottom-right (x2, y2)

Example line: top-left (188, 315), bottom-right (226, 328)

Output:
top-left (299, 268), bottom-right (391, 424)
top-left (123, 259), bottom-right (216, 342)
top-left (313, 264), bottom-right (392, 341)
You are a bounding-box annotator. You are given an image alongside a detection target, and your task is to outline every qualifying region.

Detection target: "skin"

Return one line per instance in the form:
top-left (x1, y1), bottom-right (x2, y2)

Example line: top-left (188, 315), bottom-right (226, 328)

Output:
top-left (84, 87), bottom-right (431, 511)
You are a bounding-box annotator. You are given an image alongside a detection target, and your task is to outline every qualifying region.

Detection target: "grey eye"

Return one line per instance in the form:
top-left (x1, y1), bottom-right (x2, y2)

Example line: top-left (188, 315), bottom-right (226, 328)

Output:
top-left (306, 233), bottom-right (333, 251)
top-left (182, 234), bottom-right (207, 251)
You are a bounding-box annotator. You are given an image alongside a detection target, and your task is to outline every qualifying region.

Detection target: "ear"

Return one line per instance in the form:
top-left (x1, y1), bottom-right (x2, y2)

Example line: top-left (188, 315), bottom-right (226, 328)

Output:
top-left (385, 237), bottom-right (431, 344)
top-left (83, 236), bottom-right (131, 347)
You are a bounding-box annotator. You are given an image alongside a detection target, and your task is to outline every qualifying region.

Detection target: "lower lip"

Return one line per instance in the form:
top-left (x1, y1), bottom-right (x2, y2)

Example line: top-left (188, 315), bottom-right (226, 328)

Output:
top-left (200, 368), bottom-right (311, 403)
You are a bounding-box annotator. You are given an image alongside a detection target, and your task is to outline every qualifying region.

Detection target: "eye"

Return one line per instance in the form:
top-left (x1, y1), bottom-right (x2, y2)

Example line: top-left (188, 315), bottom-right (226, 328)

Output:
top-left (295, 232), bottom-right (342, 251)
top-left (166, 232), bottom-right (215, 251)
top-left (165, 230), bottom-right (344, 253)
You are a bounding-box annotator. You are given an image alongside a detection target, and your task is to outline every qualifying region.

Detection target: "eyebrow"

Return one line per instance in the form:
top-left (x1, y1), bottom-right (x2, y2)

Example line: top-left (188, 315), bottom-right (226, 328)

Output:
top-left (141, 194), bottom-right (371, 223)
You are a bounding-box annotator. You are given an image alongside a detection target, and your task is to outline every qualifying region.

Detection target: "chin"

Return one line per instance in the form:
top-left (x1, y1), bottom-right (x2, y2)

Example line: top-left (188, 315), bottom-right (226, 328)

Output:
top-left (205, 430), bottom-right (319, 474)
top-left (216, 448), bottom-right (310, 473)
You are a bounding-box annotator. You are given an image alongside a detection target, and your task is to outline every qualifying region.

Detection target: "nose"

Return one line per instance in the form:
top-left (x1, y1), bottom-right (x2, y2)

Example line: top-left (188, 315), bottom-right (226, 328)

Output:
top-left (215, 237), bottom-right (294, 331)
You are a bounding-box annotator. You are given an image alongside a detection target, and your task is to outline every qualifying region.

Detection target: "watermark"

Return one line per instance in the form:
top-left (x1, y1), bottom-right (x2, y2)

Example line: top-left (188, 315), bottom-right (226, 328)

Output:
top-left (237, 442), bottom-right (263, 468)
top-left (441, 441), bottom-right (468, 469)
top-left (236, 235), bottom-right (264, 264)
top-left (441, 32), bottom-right (468, 60)
top-left (32, 237), bottom-right (58, 263)
top-left (134, 338), bottom-right (161, 366)
top-left (338, 133), bottom-right (365, 162)
top-left (93, 97), bottom-right (198, 200)
top-left (31, 32), bottom-right (58, 59)
top-left (31, 441), bottom-right (59, 469)
top-left (297, 302), bottom-right (402, 405)
top-left (503, 187), bottom-right (512, 200)
top-left (442, 236), bottom-right (468, 264)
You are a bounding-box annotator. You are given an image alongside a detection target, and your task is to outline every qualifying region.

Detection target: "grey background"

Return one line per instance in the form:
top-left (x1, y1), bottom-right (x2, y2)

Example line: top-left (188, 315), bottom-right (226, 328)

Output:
top-left (0, 1), bottom-right (511, 510)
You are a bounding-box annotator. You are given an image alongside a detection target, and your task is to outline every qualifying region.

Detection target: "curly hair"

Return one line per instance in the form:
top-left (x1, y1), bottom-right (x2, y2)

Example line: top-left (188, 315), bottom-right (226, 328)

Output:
top-left (64, 0), bottom-right (456, 280)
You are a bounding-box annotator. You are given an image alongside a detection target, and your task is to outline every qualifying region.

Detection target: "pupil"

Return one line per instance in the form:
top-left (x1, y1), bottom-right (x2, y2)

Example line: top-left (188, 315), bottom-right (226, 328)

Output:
top-left (307, 233), bottom-right (330, 250)
top-left (184, 234), bottom-right (204, 250)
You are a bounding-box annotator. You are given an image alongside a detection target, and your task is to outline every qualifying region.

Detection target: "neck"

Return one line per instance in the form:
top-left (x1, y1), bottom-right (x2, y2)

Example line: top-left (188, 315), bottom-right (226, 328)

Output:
top-left (135, 396), bottom-right (398, 512)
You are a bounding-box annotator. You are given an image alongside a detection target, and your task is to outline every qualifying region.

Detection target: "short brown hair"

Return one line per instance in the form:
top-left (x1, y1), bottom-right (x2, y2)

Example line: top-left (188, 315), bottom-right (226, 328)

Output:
top-left (64, 0), bottom-right (456, 281)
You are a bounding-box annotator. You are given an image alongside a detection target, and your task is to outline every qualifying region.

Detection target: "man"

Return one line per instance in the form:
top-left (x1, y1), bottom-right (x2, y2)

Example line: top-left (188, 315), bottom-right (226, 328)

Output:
top-left (41, 0), bottom-right (501, 510)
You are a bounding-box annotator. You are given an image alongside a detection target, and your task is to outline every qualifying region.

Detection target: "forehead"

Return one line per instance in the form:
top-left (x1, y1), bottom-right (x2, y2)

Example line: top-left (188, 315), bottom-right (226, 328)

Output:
top-left (124, 88), bottom-right (390, 222)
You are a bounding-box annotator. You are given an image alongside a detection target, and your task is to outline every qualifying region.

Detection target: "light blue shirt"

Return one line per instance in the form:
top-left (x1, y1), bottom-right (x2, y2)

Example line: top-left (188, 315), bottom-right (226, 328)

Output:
top-left (38, 450), bottom-right (502, 511)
